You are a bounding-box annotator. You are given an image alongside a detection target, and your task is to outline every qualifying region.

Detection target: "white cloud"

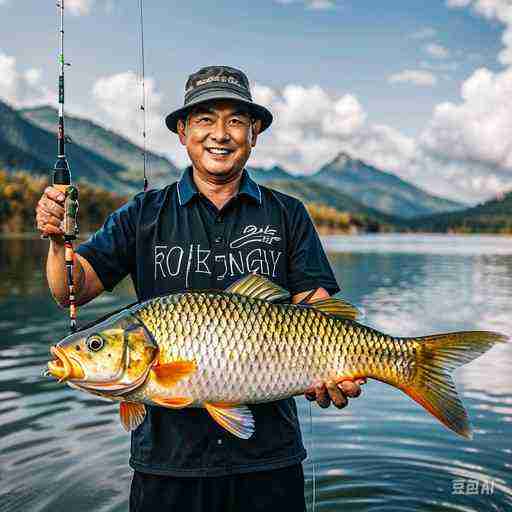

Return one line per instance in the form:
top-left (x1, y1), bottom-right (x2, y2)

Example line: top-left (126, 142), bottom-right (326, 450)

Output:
top-left (250, 82), bottom-right (417, 178)
top-left (0, 51), bottom-right (53, 107)
top-left (421, 67), bottom-right (512, 170)
top-left (388, 69), bottom-right (438, 86)
top-left (447, 0), bottom-right (512, 65)
top-left (410, 27), bottom-right (437, 40)
top-left (91, 71), bottom-right (187, 166)
top-left (67, 0), bottom-right (94, 16)
top-left (424, 42), bottom-right (450, 59)
top-left (66, 0), bottom-right (117, 16)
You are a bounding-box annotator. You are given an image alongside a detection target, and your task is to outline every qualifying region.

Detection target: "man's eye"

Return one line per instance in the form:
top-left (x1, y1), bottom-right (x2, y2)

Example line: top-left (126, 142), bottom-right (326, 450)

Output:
top-left (198, 117), bottom-right (213, 123)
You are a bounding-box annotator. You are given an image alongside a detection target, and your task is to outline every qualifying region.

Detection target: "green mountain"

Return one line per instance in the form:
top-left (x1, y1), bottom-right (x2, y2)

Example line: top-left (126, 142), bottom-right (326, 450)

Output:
top-left (21, 105), bottom-right (181, 189)
top-left (309, 152), bottom-right (465, 219)
top-left (407, 190), bottom-right (512, 233)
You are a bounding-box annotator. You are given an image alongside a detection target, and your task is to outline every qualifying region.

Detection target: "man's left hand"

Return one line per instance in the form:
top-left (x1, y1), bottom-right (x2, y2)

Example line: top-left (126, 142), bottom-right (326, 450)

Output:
top-left (304, 378), bottom-right (367, 409)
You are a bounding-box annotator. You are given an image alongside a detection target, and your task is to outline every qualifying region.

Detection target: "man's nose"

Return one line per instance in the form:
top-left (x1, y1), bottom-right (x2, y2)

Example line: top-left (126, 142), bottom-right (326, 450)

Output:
top-left (210, 120), bottom-right (230, 142)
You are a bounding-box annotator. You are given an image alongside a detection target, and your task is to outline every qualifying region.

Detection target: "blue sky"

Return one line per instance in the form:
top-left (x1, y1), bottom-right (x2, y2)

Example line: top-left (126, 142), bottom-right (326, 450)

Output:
top-left (1, 0), bottom-right (511, 203)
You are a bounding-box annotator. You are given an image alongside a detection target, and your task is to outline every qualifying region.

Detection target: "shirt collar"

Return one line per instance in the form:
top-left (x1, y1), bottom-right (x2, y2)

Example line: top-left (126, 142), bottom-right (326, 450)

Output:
top-left (177, 166), bottom-right (262, 206)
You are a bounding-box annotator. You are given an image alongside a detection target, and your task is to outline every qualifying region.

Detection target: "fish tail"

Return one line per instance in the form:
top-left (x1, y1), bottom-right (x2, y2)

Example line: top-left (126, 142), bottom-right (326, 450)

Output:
top-left (400, 331), bottom-right (508, 439)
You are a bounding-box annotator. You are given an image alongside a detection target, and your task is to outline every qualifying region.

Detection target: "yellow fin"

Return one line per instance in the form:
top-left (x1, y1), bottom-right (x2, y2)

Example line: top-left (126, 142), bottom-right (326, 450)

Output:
top-left (204, 402), bottom-right (255, 439)
top-left (225, 274), bottom-right (290, 302)
top-left (119, 402), bottom-right (146, 431)
top-left (152, 359), bottom-right (197, 387)
top-left (308, 294), bottom-right (360, 320)
top-left (151, 396), bottom-right (194, 409)
top-left (398, 330), bottom-right (508, 439)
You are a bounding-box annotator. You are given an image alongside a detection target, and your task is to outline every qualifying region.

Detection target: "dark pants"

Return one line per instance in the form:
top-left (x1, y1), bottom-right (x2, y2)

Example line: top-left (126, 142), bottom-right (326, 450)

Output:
top-left (129, 464), bottom-right (306, 512)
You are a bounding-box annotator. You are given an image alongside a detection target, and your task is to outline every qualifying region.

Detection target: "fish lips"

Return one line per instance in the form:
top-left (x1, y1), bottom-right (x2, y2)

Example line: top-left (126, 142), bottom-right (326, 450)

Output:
top-left (47, 346), bottom-right (85, 382)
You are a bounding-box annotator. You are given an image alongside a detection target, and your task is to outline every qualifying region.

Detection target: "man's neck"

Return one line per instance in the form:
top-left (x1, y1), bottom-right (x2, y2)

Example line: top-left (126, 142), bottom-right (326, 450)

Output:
top-left (192, 167), bottom-right (243, 210)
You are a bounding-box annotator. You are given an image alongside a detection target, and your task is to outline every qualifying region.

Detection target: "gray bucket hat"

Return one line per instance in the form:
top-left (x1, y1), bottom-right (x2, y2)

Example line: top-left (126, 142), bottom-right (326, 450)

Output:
top-left (165, 66), bottom-right (273, 134)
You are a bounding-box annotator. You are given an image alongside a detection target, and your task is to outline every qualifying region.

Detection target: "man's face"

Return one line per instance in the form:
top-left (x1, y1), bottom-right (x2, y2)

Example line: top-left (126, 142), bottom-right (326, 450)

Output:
top-left (177, 99), bottom-right (262, 180)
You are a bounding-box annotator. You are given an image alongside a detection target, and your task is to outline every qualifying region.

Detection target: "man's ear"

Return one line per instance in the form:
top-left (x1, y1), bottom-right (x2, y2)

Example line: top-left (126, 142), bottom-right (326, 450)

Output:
top-left (177, 118), bottom-right (187, 146)
top-left (251, 119), bottom-right (262, 147)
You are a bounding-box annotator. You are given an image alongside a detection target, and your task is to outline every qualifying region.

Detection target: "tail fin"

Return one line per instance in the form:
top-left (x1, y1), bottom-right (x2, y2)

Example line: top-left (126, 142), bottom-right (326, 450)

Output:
top-left (400, 331), bottom-right (508, 439)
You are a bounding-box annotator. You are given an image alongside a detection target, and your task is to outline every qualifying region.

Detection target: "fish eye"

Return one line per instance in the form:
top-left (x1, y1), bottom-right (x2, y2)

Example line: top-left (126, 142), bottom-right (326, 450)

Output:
top-left (87, 335), bottom-right (104, 352)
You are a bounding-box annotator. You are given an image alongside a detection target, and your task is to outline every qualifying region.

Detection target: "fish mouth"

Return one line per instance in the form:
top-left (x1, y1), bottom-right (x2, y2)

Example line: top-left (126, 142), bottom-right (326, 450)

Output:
top-left (47, 346), bottom-right (85, 382)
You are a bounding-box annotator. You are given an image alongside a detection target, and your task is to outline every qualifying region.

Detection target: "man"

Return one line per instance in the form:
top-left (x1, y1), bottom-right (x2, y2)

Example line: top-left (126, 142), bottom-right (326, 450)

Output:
top-left (36, 66), bottom-right (365, 511)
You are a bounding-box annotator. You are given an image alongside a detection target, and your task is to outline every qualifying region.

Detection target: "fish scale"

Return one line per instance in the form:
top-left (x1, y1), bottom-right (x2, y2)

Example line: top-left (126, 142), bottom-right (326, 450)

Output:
top-left (131, 291), bottom-right (408, 405)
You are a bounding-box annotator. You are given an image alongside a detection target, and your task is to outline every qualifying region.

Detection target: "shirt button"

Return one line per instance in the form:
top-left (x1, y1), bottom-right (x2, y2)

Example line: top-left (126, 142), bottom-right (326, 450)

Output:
top-left (217, 439), bottom-right (223, 445)
top-left (214, 236), bottom-right (224, 245)
top-left (215, 216), bottom-right (223, 224)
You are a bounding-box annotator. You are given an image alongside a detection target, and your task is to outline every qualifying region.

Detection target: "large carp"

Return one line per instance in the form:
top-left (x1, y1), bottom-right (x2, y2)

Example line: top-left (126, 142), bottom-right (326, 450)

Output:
top-left (47, 274), bottom-right (507, 439)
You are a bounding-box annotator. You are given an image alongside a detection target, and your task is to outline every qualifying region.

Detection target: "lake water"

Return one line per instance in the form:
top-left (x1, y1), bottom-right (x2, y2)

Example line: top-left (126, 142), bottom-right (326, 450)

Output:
top-left (1, 235), bottom-right (511, 512)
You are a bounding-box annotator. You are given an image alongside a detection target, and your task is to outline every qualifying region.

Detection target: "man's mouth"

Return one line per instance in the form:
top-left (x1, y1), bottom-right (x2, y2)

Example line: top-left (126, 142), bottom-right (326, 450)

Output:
top-left (205, 147), bottom-right (234, 156)
top-left (48, 346), bottom-right (85, 382)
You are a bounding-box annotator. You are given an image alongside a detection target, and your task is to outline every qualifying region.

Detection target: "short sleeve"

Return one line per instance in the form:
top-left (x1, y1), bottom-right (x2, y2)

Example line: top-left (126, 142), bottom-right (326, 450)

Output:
top-left (76, 196), bottom-right (140, 292)
top-left (286, 202), bottom-right (340, 296)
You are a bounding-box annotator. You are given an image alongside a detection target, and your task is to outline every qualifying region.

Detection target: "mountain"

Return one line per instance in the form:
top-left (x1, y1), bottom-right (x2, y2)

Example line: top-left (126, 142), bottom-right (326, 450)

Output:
top-left (309, 152), bottom-right (464, 219)
top-left (21, 105), bottom-right (180, 188)
top-left (407, 190), bottom-right (512, 233)
top-left (264, 178), bottom-right (404, 229)
top-left (0, 99), bottom-right (140, 193)
top-left (246, 165), bottom-right (294, 183)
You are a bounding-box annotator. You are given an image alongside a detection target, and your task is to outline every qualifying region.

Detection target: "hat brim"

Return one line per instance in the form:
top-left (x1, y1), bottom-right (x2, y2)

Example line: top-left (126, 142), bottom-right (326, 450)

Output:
top-left (165, 90), bottom-right (273, 134)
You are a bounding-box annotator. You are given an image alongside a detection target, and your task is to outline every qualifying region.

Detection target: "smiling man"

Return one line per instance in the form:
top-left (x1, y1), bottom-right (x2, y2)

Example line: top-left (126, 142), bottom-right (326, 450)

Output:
top-left (36, 66), bottom-right (365, 511)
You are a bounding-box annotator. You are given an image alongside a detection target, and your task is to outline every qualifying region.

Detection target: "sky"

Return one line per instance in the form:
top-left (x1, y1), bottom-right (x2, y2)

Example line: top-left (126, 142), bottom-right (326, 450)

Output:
top-left (0, 0), bottom-right (511, 204)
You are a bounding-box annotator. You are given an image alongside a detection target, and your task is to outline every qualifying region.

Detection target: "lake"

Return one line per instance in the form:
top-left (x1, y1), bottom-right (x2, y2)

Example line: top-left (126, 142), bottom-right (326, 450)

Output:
top-left (1, 235), bottom-right (511, 511)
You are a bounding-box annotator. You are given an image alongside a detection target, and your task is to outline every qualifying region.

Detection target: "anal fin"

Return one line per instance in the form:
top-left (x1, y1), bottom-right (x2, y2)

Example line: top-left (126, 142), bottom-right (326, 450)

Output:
top-left (204, 402), bottom-right (255, 439)
top-left (119, 402), bottom-right (146, 431)
top-left (152, 396), bottom-right (194, 409)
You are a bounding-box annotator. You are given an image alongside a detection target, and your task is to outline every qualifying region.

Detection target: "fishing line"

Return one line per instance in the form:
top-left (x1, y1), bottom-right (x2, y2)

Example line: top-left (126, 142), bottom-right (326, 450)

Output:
top-left (309, 401), bottom-right (317, 512)
top-left (138, 0), bottom-right (148, 191)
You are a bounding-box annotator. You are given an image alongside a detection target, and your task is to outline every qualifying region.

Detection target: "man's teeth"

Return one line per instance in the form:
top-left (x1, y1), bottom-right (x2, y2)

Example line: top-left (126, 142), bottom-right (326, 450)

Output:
top-left (207, 148), bottom-right (231, 155)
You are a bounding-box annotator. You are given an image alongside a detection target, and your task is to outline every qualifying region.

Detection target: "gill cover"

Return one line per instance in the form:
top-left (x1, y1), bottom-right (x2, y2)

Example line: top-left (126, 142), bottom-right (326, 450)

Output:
top-left (56, 309), bottom-right (157, 396)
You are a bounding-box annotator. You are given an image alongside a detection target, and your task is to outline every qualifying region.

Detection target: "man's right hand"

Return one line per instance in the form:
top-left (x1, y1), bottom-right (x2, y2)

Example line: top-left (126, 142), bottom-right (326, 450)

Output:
top-left (36, 186), bottom-right (66, 240)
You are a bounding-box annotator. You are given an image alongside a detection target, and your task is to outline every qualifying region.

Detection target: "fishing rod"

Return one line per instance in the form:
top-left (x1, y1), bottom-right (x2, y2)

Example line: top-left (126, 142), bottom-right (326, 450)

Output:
top-left (139, 0), bottom-right (149, 191)
top-left (53, 0), bottom-right (79, 333)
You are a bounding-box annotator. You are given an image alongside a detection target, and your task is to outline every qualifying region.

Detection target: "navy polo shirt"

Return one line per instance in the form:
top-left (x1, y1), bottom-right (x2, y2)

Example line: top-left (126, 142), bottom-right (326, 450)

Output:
top-left (77, 166), bottom-right (340, 477)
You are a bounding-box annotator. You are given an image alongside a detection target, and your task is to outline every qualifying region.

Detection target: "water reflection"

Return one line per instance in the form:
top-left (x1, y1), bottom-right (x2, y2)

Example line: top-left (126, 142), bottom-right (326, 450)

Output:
top-left (1, 236), bottom-right (511, 512)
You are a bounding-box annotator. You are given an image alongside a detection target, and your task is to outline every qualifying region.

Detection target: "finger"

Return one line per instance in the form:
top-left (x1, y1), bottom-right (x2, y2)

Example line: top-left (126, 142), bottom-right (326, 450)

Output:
top-left (339, 380), bottom-right (361, 398)
top-left (326, 380), bottom-right (348, 409)
top-left (38, 197), bottom-right (65, 218)
top-left (37, 212), bottom-right (62, 229)
top-left (315, 383), bottom-right (331, 409)
top-left (304, 389), bottom-right (316, 401)
top-left (40, 224), bottom-right (64, 236)
top-left (44, 187), bottom-right (66, 204)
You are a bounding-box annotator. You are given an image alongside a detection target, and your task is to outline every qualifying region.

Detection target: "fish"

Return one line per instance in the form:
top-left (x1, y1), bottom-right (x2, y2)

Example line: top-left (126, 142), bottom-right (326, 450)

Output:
top-left (46, 274), bottom-right (508, 439)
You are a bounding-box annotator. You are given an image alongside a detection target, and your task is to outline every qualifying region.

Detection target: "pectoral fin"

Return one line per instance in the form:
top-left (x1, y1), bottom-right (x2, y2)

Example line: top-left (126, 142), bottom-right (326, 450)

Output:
top-left (151, 359), bottom-right (197, 387)
top-left (204, 402), bottom-right (255, 439)
top-left (119, 402), bottom-right (146, 431)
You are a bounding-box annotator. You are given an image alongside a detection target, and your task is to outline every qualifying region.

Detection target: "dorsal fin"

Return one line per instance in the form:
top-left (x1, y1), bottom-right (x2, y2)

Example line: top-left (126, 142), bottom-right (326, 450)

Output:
top-left (225, 274), bottom-right (290, 302)
top-left (308, 293), bottom-right (360, 320)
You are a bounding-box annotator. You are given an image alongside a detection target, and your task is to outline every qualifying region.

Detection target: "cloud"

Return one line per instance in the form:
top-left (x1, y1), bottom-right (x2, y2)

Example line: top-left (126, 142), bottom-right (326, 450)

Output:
top-left (91, 71), bottom-right (187, 166)
top-left (250, 82), bottom-right (417, 178)
top-left (0, 51), bottom-right (53, 107)
top-left (420, 67), bottom-right (512, 170)
top-left (388, 69), bottom-right (438, 86)
top-left (424, 42), bottom-right (450, 59)
top-left (446, 0), bottom-right (512, 65)
top-left (410, 27), bottom-right (437, 40)
top-left (66, 0), bottom-right (117, 16)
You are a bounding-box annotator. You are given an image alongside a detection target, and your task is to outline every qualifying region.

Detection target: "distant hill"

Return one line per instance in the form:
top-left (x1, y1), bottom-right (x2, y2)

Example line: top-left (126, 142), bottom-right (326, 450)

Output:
top-left (247, 165), bottom-right (294, 183)
top-left (21, 105), bottom-right (181, 189)
top-left (407, 190), bottom-right (512, 233)
top-left (308, 152), bottom-right (464, 219)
